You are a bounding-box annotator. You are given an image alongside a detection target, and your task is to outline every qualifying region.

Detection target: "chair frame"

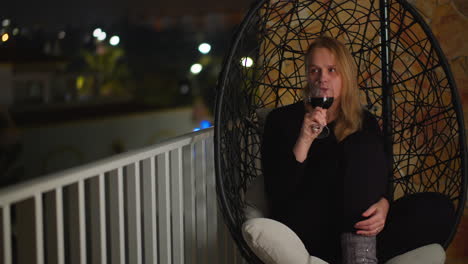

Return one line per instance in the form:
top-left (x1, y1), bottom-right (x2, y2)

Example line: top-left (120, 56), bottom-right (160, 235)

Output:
top-left (215, 0), bottom-right (467, 262)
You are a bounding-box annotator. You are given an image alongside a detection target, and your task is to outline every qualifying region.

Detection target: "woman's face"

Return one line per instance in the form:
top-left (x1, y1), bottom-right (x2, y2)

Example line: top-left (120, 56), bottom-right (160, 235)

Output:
top-left (307, 48), bottom-right (342, 99)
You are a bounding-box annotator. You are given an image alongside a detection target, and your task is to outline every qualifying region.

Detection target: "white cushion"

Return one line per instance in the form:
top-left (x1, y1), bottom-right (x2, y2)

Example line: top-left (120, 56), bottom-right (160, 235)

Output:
top-left (242, 218), bottom-right (329, 264)
top-left (384, 244), bottom-right (445, 264)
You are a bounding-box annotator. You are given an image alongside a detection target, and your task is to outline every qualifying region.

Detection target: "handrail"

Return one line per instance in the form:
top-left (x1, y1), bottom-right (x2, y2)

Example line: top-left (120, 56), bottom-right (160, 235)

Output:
top-left (0, 126), bottom-right (244, 264)
top-left (0, 127), bottom-right (213, 206)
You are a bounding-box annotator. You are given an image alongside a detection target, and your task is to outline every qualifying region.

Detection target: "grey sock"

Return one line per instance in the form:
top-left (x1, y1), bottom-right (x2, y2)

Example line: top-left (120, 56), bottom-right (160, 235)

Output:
top-left (341, 232), bottom-right (378, 264)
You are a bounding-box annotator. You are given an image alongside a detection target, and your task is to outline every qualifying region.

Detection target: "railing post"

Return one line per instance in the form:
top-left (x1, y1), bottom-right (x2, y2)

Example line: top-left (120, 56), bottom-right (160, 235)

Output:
top-left (125, 163), bottom-right (143, 264)
top-left (142, 157), bottom-right (158, 264)
top-left (2, 205), bottom-right (12, 264)
top-left (205, 137), bottom-right (219, 263)
top-left (56, 188), bottom-right (65, 264)
top-left (157, 153), bottom-right (172, 263)
top-left (183, 144), bottom-right (197, 264)
top-left (78, 180), bottom-right (87, 264)
top-left (98, 174), bottom-right (107, 264)
top-left (171, 148), bottom-right (185, 263)
top-left (108, 168), bottom-right (126, 264)
top-left (35, 194), bottom-right (45, 264)
top-left (195, 140), bottom-right (208, 264)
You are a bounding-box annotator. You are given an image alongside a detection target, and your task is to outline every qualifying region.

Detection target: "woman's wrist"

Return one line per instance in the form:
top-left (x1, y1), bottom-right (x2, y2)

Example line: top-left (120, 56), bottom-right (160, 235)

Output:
top-left (293, 137), bottom-right (313, 162)
top-left (298, 134), bottom-right (314, 146)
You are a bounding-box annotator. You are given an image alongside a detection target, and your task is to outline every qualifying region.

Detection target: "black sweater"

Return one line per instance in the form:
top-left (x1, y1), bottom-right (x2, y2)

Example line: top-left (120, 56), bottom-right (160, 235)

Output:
top-left (261, 102), bottom-right (388, 262)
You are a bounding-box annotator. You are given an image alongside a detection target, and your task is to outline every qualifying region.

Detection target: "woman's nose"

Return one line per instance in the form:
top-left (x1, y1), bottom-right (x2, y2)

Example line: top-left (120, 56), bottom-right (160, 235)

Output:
top-left (319, 71), bottom-right (328, 82)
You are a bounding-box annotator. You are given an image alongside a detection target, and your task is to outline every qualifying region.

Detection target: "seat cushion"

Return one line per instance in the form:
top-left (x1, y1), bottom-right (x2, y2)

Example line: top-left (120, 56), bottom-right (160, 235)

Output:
top-left (384, 244), bottom-right (445, 264)
top-left (242, 218), bottom-right (328, 264)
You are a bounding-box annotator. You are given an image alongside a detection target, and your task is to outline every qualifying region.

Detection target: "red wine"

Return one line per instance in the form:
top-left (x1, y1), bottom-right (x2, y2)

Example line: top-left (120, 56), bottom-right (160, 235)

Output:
top-left (308, 97), bottom-right (334, 109)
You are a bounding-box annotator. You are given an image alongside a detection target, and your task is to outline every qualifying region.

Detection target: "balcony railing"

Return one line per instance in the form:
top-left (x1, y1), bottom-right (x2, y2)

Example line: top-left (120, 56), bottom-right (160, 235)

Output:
top-left (0, 127), bottom-right (245, 264)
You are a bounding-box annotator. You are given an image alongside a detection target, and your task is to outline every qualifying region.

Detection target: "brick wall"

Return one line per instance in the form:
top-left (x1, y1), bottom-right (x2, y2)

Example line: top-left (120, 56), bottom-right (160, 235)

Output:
top-left (409, 0), bottom-right (468, 135)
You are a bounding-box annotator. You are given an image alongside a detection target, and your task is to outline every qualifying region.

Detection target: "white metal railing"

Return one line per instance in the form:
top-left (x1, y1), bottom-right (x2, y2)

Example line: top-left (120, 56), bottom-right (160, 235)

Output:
top-left (0, 127), bottom-right (246, 264)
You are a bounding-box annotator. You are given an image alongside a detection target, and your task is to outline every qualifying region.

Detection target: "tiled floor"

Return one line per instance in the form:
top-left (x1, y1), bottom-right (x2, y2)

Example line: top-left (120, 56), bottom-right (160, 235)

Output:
top-left (446, 206), bottom-right (468, 264)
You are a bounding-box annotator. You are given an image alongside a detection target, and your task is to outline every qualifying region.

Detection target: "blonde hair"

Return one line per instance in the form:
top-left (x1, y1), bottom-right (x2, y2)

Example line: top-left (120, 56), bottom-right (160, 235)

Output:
top-left (304, 36), bottom-right (363, 141)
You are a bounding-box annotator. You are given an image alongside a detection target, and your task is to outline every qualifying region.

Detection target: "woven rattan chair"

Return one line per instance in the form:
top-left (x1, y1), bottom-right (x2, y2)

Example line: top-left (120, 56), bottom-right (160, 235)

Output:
top-left (214, 0), bottom-right (467, 263)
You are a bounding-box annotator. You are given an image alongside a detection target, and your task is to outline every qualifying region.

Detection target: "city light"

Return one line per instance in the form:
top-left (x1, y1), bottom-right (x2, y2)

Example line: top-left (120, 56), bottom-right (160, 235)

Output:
top-left (109, 36), bottom-right (120, 46)
top-left (198, 43), bottom-right (211, 54)
top-left (76, 76), bottom-right (85, 90)
top-left (12, 28), bottom-right (19, 36)
top-left (190, 63), bottom-right (203, 74)
top-left (200, 120), bottom-right (211, 129)
top-left (1, 33), bottom-right (9, 42)
top-left (2, 19), bottom-right (10, 27)
top-left (93, 28), bottom-right (109, 41)
top-left (97, 32), bottom-right (107, 41)
top-left (193, 120), bottom-right (212, 131)
top-left (58, 31), bottom-right (66, 39)
top-left (93, 28), bottom-right (102, 37)
top-left (240, 57), bottom-right (254, 68)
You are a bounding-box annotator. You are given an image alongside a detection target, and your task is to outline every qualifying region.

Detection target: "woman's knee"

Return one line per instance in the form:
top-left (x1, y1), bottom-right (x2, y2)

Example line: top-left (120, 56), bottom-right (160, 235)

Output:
top-left (387, 192), bottom-right (455, 243)
top-left (378, 192), bottom-right (455, 260)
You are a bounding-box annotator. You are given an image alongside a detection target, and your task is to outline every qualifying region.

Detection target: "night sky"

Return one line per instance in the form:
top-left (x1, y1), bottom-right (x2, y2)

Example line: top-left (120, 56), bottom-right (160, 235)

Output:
top-left (3, 0), bottom-right (254, 29)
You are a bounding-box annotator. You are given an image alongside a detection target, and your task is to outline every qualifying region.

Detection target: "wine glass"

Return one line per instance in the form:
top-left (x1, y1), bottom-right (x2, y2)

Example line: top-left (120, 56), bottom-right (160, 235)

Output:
top-left (306, 85), bottom-right (334, 139)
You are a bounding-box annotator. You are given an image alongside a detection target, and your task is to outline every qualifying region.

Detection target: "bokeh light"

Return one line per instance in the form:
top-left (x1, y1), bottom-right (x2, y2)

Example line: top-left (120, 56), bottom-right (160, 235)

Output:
top-left (180, 83), bottom-right (190, 94)
top-left (58, 31), bottom-right (66, 39)
top-left (93, 28), bottom-right (102, 37)
top-left (240, 57), bottom-right (254, 68)
top-left (109, 36), bottom-right (120, 46)
top-left (190, 63), bottom-right (203, 74)
top-left (2, 19), bottom-right (10, 27)
top-left (97, 32), bottom-right (107, 41)
top-left (1, 33), bottom-right (9, 42)
top-left (198, 43), bottom-right (211, 54)
top-left (76, 76), bottom-right (85, 90)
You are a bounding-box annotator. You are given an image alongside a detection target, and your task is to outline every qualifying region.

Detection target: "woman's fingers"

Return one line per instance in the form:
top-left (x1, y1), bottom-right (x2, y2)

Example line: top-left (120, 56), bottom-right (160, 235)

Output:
top-left (355, 219), bottom-right (384, 231)
top-left (356, 225), bottom-right (385, 236)
top-left (355, 219), bottom-right (385, 236)
top-left (299, 107), bottom-right (328, 141)
top-left (305, 108), bottom-right (327, 127)
top-left (355, 217), bottom-right (385, 236)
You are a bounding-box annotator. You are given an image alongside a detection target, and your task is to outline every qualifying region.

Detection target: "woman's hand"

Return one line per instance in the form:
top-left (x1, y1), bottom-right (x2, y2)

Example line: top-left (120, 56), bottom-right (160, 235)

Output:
top-left (354, 197), bottom-right (389, 236)
top-left (300, 106), bottom-right (327, 142)
top-left (293, 106), bottom-right (327, 162)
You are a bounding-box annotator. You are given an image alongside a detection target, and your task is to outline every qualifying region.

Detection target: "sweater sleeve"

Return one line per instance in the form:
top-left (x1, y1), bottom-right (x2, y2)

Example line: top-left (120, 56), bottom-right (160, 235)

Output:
top-left (261, 110), bottom-right (306, 212)
top-left (362, 112), bottom-right (392, 201)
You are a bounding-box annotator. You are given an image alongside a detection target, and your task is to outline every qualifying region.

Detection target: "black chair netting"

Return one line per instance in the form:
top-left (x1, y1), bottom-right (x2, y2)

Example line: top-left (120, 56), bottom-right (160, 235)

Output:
top-left (214, 0), bottom-right (467, 262)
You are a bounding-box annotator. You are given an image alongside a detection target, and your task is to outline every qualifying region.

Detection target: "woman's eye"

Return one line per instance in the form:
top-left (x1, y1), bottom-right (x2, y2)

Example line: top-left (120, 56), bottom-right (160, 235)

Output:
top-left (310, 68), bottom-right (319, 73)
top-left (329, 68), bottom-right (336, 73)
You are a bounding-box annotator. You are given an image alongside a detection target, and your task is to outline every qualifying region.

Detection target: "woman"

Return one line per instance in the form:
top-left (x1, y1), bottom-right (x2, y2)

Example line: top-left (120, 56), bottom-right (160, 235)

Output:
top-left (261, 36), bottom-right (390, 263)
top-left (259, 36), bottom-right (455, 264)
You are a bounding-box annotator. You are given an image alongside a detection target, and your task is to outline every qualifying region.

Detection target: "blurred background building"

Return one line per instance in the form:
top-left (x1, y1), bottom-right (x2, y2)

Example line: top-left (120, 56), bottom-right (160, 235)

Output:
top-left (0, 0), bottom-right (254, 184)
